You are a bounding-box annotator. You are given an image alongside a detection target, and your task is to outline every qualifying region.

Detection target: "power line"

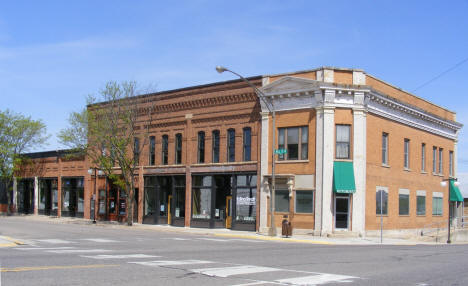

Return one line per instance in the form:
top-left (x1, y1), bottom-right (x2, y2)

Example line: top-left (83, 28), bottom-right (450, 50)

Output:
top-left (412, 56), bottom-right (468, 92)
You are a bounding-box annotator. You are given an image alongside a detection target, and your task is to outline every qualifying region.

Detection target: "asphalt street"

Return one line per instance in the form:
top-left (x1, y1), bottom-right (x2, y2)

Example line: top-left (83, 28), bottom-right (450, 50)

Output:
top-left (0, 217), bottom-right (467, 286)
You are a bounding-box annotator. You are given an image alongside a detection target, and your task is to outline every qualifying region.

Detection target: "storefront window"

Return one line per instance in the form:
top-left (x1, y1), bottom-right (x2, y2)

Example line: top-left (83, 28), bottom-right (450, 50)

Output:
top-left (236, 175), bottom-right (256, 222)
top-left (192, 176), bottom-right (212, 219)
top-left (144, 177), bottom-right (157, 216)
top-left (174, 176), bottom-right (186, 218)
top-left (61, 177), bottom-right (84, 216)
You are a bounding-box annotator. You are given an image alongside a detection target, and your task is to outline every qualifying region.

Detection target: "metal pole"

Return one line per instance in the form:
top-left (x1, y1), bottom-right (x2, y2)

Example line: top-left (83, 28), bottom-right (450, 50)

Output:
top-left (447, 191), bottom-right (451, 244)
top-left (380, 190), bottom-right (383, 244)
top-left (93, 168), bottom-right (97, 224)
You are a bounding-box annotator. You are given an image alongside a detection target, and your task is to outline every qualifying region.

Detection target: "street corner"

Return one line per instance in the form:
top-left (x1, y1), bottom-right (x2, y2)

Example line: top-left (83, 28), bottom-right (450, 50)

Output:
top-left (0, 236), bottom-right (25, 247)
top-left (213, 233), bottom-right (334, 245)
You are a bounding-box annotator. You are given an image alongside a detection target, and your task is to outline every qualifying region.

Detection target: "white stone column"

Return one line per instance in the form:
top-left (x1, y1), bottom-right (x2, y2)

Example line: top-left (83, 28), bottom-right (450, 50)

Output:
top-left (259, 112), bottom-right (270, 233)
top-left (314, 88), bottom-right (335, 236)
top-left (34, 177), bottom-right (39, 215)
top-left (352, 106), bottom-right (367, 235)
top-left (13, 177), bottom-right (17, 212)
top-left (321, 106), bottom-right (335, 235)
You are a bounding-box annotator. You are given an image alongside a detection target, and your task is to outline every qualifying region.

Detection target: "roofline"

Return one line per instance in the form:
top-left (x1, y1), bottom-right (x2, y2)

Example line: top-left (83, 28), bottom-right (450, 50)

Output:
top-left (366, 74), bottom-right (456, 115)
top-left (264, 66), bottom-right (365, 78)
top-left (22, 149), bottom-right (81, 159)
top-left (88, 75), bottom-right (262, 107)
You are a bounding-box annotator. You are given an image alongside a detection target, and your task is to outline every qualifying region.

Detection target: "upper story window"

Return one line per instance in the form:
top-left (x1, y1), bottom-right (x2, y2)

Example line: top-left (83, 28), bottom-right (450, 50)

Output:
top-left (212, 130), bottom-right (220, 163)
top-left (134, 137), bottom-right (140, 166)
top-left (438, 148), bottom-right (443, 174)
top-left (162, 135), bottom-right (168, 165)
top-left (421, 143), bottom-right (426, 172)
top-left (404, 139), bottom-right (410, 169)
top-left (382, 133), bottom-right (389, 165)
top-left (449, 151), bottom-right (454, 177)
top-left (432, 146), bottom-right (437, 173)
top-left (197, 131), bottom-right (205, 163)
top-left (336, 125), bottom-right (350, 159)
top-left (278, 126), bottom-right (308, 160)
top-left (243, 127), bottom-right (251, 161)
top-left (175, 133), bottom-right (182, 165)
top-left (227, 128), bottom-right (236, 162)
top-left (149, 136), bottom-right (156, 166)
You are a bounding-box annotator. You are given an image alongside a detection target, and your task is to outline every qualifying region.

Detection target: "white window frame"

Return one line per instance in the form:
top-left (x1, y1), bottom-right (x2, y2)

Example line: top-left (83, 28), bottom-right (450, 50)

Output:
top-left (382, 133), bottom-right (389, 166)
top-left (421, 143), bottom-right (426, 172)
top-left (398, 189), bottom-right (410, 216)
top-left (376, 186), bottom-right (389, 215)
top-left (416, 190), bottom-right (426, 216)
top-left (432, 192), bottom-right (443, 216)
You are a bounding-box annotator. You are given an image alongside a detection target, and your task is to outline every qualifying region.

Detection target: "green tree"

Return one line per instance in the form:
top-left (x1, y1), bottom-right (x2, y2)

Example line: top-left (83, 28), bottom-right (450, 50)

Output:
top-left (59, 81), bottom-right (153, 225)
top-left (0, 110), bottom-right (47, 214)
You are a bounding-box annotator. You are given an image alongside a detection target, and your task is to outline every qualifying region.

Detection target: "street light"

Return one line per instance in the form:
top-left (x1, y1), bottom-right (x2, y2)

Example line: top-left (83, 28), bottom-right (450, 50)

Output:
top-left (216, 66), bottom-right (277, 236)
top-left (440, 178), bottom-right (459, 244)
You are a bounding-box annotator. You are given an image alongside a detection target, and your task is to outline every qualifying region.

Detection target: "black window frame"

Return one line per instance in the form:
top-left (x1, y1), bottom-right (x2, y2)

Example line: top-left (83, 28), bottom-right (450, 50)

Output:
top-left (162, 135), bottom-right (168, 165)
top-left (197, 131), bottom-right (205, 164)
top-left (212, 130), bottom-right (220, 163)
top-left (243, 127), bottom-right (251, 162)
top-left (149, 136), bottom-right (155, 166)
top-left (175, 133), bottom-right (182, 165)
top-left (134, 137), bottom-right (140, 166)
top-left (227, 128), bottom-right (235, 162)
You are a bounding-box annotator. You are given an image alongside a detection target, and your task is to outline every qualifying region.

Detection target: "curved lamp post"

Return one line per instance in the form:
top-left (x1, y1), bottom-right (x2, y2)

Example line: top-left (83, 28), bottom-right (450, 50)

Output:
top-left (216, 66), bottom-right (277, 236)
top-left (440, 178), bottom-right (459, 244)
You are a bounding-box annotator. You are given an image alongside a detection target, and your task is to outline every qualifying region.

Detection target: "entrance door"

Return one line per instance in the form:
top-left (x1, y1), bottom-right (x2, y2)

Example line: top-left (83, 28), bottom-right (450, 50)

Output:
top-left (168, 195), bottom-right (172, 225)
top-left (335, 195), bottom-right (349, 229)
top-left (108, 188), bottom-right (118, 221)
top-left (225, 196), bottom-right (232, 229)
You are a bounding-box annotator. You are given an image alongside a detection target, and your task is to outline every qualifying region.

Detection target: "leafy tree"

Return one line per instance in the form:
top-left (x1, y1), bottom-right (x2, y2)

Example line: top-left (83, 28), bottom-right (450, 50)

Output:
top-left (59, 81), bottom-right (153, 225)
top-left (0, 110), bottom-right (47, 214)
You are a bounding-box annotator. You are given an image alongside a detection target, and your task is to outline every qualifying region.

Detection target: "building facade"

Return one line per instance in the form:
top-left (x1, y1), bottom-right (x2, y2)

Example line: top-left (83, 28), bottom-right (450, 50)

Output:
top-left (258, 67), bottom-right (463, 236)
top-left (7, 67), bottom-right (464, 236)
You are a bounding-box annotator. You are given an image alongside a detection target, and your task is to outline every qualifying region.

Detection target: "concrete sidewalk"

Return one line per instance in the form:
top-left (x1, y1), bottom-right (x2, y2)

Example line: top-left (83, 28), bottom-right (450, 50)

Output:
top-left (2, 215), bottom-right (463, 246)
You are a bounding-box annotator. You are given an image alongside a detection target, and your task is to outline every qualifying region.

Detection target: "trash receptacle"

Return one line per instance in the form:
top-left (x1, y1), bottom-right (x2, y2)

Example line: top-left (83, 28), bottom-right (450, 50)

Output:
top-left (282, 215), bottom-right (292, 237)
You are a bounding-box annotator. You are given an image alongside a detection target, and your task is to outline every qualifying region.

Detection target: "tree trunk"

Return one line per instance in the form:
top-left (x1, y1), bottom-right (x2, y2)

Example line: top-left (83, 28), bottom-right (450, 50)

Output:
top-left (126, 185), bottom-right (133, 226)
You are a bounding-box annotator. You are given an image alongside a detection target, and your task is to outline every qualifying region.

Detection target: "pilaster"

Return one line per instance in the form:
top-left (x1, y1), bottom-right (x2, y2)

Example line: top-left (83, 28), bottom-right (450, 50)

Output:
top-left (352, 106), bottom-right (367, 235)
top-left (259, 111), bottom-right (269, 233)
top-left (34, 176), bottom-right (39, 215)
top-left (13, 177), bottom-right (17, 213)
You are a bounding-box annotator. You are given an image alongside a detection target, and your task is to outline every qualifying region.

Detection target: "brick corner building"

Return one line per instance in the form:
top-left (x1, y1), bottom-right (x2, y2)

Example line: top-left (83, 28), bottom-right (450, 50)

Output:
top-left (7, 66), bottom-right (464, 237)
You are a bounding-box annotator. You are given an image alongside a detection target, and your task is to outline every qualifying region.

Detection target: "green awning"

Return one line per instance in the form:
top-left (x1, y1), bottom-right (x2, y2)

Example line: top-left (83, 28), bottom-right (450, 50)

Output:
top-left (449, 180), bottom-right (463, 202)
top-left (333, 161), bottom-right (356, 194)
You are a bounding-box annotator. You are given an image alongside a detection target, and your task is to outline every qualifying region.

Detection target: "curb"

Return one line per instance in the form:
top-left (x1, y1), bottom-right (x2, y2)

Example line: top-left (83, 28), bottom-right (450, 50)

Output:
top-left (213, 233), bottom-right (334, 244)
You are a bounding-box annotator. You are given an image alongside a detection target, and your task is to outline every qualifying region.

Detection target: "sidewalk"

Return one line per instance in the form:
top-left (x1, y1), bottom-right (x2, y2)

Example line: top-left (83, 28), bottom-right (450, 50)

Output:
top-left (2, 215), bottom-right (464, 246)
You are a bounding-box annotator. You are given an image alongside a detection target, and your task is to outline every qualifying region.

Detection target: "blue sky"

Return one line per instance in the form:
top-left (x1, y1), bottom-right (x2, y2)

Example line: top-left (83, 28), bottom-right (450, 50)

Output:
top-left (1, 1), bottom-right (468, 185)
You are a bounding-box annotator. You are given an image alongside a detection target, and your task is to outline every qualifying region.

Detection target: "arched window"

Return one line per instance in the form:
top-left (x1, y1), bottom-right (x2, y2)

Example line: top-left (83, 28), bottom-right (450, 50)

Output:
top-left (197, 131), bottom-right (205, 163)
top-left (212, 130), bottom-right (220, 163)
top-left (227, 128), bottom-right (235, 162)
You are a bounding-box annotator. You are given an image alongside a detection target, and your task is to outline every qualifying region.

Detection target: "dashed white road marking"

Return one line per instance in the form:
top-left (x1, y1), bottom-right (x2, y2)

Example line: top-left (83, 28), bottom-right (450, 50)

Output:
top-left (191, 265), bottom-right (281, 278)
top-left (275, 273), bottom-right (357, 285)
top-left (230, 239), bottom-right (264, 243)
top-left (82, 254), bottom-right (160, 259)
top-left (161, 237), bottom-right (191, 241)
top-left (35, 239), bottom-right (75, 244)
top-left (47, 249), bottom-right (112, 254)
top-left (80, 239), bottom-right (121, 243)
top-left (129, 260), bottom-right (213, 267)
top-left (16, 247), bottom-right (75, 251)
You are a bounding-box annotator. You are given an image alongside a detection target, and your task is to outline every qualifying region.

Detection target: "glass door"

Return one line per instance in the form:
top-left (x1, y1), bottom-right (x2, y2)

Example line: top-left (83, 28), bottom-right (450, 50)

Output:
top-left (335, 195), bottom-right (349, 229)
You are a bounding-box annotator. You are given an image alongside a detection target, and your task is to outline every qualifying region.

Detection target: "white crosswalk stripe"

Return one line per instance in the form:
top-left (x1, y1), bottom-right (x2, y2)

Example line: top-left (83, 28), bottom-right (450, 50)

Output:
top-left (16, 247), bottom-right (75, 251)
top-left (79, 238), bottom-right (121, 243)
top-left (47, 249), bottom-right (112, 254)
top-left (275, 273), bottom-right (357, 285)
top-left (191, 265), bottom-right (281, 278)
top-left (34, 239), bottom-right (75, 244)
top-left (197, 238), bottom-right (229, 242)
top-left (129, 260), bottom-right (213, 267)
top-left (82, 254), bottom-right (160, 259)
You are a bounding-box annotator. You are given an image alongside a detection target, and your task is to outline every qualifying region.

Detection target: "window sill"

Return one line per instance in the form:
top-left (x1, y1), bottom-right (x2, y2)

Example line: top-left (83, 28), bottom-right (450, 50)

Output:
top-left (376, 214), bottom-right (388, 217)
top-left (381, 164), bottom-right (390, 168)
top-left (399, 215), bottom-right (410, 217)
top-left (276, 160), bottom-right (309, 164)
top-left (432, 215), bottom-right (443, 217)
top-left (421, 171), bottom-right (427, 174)
top-left (294, 212), bottom-right (314, 215)
top-left (403, 168), bottom-right (411, 172)
top-left (416, 215), bottom-right (426, 217)
top-left (335, 158), bottom-right (352, 162)
top-left (432, 172), bottom-right (443, 177)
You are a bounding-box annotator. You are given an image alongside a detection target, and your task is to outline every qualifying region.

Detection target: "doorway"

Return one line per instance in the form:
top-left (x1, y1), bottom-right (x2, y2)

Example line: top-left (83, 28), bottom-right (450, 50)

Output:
top-left (225, 196), bottom-right (232, 228)
top-left (335, 194), bottom-right (350, 230)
